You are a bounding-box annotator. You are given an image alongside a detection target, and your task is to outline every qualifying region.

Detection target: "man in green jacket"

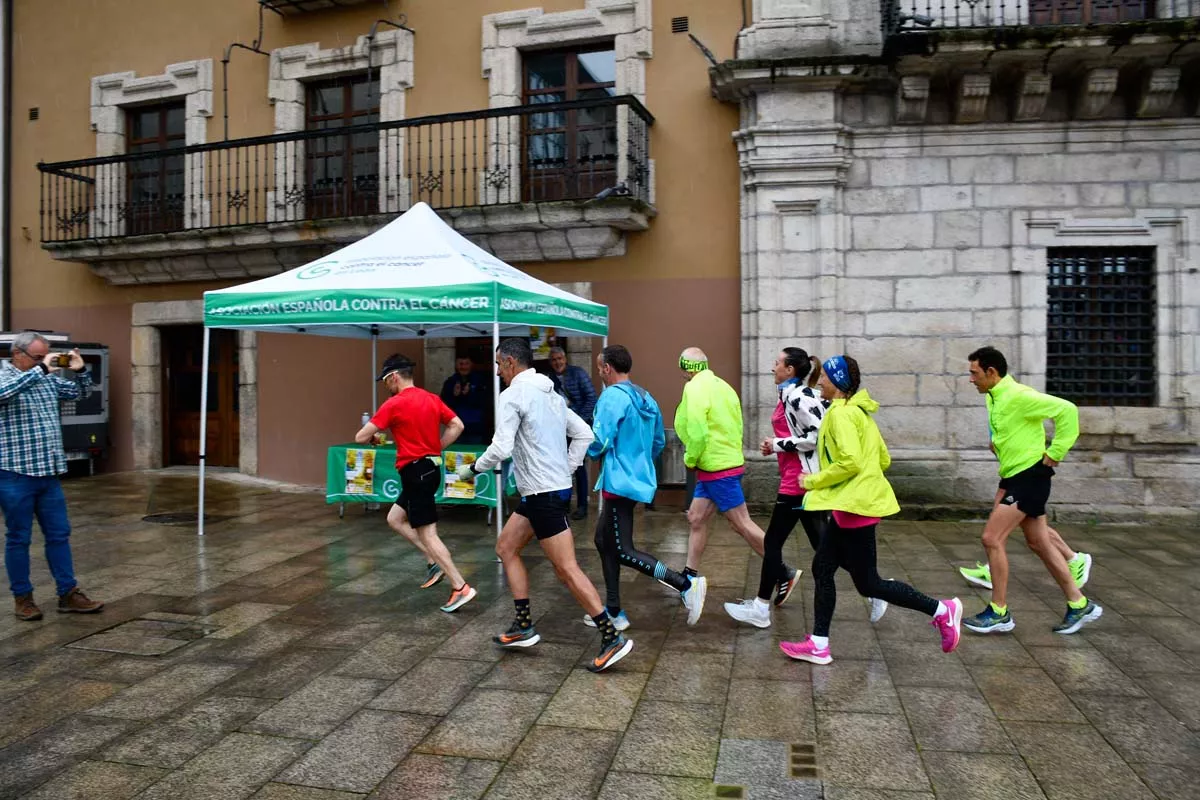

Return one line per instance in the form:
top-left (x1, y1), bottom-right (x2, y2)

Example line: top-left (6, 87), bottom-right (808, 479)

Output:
top-left (674, 348), bottom-right (797, 613)
top-left (962, 346), bottom-right (1102, 636)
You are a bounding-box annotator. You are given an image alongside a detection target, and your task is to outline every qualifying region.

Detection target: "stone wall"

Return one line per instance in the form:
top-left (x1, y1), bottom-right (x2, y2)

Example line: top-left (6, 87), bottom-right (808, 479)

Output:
top-left (734, 87), bottom-right (1200, 520)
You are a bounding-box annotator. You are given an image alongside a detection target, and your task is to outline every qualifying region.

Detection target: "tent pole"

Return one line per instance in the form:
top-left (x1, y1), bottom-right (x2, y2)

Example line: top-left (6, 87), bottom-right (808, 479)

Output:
top-left (492, 321), bottom-right (501, 543)
top-left (371, 333), bottom-right (378, 410)
top-left (197, 327), bottom-right (211, 537)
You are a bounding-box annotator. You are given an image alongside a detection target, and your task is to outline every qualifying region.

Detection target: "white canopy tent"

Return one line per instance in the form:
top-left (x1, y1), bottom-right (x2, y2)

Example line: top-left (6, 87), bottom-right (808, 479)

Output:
top-left (199, 201), bottom-right (609, 536)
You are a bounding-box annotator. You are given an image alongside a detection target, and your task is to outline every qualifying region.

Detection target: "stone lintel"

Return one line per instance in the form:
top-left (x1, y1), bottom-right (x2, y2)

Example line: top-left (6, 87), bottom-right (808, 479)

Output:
top-left (44, 200), bottom-right (656, 284)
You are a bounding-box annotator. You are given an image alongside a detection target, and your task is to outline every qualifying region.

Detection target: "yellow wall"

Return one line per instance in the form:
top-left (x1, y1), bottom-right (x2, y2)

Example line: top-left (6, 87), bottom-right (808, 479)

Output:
top-left (8, 0), bottom-right (744, 480)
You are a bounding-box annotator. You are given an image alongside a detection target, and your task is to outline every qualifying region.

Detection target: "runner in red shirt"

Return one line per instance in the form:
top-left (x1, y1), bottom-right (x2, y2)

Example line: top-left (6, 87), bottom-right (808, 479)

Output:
top-left (355, 354), bottom-right (476, 613)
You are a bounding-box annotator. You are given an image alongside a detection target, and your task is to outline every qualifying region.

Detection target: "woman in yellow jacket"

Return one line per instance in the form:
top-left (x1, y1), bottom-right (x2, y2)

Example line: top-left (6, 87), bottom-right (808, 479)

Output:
top-left (779, 355), bottom-right (964, 665)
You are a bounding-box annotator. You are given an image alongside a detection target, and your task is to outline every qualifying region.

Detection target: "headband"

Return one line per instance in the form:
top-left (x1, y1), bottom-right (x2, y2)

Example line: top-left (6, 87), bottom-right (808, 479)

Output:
top-left (822, 355), bottom-right (852, 392)
top-left (679, 356), bottom-right (708, 372)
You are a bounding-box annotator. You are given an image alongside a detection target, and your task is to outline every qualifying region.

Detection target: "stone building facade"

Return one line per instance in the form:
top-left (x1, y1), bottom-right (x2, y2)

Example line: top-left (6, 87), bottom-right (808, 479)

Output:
top-left (720, 0), bottom-right (1200, 519)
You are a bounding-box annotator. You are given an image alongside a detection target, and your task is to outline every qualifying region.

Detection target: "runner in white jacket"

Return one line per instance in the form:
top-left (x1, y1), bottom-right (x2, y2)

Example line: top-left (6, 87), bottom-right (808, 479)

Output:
top-left (457, 337), bottom-right (633, 673)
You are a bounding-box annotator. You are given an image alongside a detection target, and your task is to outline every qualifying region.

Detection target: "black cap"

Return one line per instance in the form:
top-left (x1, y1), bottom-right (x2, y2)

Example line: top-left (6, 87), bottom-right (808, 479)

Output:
top-left (375, 354), bottom-right (415, 381)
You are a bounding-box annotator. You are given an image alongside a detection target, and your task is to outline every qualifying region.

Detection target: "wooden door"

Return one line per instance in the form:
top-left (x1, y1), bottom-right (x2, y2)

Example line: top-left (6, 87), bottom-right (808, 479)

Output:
top-left (163, 327), bottom-right (239, 467)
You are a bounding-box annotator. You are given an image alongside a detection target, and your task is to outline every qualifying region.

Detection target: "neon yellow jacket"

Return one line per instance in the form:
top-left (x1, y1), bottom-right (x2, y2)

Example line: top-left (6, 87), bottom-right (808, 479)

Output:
top-left (987, 374), bottom-right (1079, 478)
top-left (801, 390), bottom-right (900, 518)
top-left (674, 370), bottom-right (745, 472)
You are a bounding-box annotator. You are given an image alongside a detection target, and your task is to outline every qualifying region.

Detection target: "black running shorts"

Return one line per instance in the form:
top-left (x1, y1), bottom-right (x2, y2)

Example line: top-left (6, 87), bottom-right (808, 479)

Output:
top-left (515, 490), bottom-right (571, 540)
top-left (997, 461), bottom-right (1054, 519)
top-left (395, 456), bottom-right (441, 528)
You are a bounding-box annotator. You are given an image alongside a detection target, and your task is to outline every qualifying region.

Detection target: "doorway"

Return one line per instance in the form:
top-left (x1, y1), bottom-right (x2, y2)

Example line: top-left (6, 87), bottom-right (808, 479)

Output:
top-left (162, 326), bottom-right (240, 467)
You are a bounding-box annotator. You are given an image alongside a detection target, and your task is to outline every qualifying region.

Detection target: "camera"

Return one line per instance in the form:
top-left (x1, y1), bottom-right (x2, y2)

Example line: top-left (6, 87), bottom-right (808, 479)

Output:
top-left (50, 354), bottom-right (72, 368)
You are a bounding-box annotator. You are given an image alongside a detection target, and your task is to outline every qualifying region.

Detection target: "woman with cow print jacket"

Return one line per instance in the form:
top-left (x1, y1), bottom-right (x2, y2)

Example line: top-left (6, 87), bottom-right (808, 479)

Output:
top-left (723, 348), bottom-right (828, 629)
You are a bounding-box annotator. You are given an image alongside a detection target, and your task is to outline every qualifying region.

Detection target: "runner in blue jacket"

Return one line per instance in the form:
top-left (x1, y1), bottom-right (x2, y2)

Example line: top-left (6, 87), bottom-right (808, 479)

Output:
top-left (584, 345), bottom-right (706, 631)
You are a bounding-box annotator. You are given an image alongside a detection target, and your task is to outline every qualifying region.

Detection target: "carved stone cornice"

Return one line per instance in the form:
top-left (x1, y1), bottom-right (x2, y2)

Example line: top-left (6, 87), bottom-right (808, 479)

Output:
top-left (1136, 66), bottom-right (1181, 118)
top-left (895, 75), bottom-right (930, 124)
top-left (1014, 72), bottom-right (1052, 122)
top-left (955, 73), bottom-right (991, 124)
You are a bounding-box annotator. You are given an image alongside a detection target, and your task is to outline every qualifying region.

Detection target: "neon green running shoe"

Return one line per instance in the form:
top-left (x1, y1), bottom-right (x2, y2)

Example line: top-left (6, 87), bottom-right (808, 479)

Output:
top-left (959, 562), bottom-right (992, 590)
top-left (1068, 553), bottom-right (1093, 590)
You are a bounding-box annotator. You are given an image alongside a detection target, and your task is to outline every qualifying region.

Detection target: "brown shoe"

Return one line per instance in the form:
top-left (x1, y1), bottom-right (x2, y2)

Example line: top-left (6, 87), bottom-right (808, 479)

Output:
top-left (14, 593), bottom-right (43, 621)
top-left (57, 587), bottom-right (104, 614)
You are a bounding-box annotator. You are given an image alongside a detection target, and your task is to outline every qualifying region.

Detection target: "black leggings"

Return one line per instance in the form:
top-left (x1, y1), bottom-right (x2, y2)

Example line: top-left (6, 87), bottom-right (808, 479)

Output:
top-left (811, 518), bottom-right (938, 637)
top-left (757, 494), bottom-right (825, 601)
top-left (594, 496), bottom-right (690, 612)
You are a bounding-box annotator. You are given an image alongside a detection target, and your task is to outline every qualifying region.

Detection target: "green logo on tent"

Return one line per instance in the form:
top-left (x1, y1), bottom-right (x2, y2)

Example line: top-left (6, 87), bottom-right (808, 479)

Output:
top-left (298, 261), bottom-right (337, 280)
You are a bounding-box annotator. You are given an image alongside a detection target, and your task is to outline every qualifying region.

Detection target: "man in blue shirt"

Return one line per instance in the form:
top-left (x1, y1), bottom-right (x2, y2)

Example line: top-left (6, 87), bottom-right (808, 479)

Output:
top-left (550, 347), bottom-right (596, 520)
top-left (0, 332), bottom-right (104, 621)
top-left (586, 345), bottom-right (706, 629)
top-left (440, 356), bottom-right (490, 444)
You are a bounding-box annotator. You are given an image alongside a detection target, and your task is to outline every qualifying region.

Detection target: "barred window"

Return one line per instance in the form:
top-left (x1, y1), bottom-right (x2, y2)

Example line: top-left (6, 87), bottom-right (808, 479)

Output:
top-left (1046, 247), bottom-right (1156, 407)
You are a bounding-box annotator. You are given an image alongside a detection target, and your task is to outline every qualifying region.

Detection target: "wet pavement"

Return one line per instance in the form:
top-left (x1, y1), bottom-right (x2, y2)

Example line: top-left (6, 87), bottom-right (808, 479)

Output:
top-left (0, 470), bottom-right (1198, 799)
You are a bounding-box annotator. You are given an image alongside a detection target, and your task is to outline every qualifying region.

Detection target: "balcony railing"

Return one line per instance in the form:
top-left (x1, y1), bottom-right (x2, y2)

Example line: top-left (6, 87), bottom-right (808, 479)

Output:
top-left (38, 95), bottom-right (653, 245)
top-left (885, 0), bottom-right (1197, 32)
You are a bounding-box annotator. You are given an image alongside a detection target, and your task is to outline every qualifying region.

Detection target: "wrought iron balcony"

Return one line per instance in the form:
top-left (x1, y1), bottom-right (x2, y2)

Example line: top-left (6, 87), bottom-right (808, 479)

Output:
top-left (884, 0), bottom-right (1198, 32)
top-left (259, 0), bottom-right (380, 15)
top-left (40, 96), bottom-right (652, 244)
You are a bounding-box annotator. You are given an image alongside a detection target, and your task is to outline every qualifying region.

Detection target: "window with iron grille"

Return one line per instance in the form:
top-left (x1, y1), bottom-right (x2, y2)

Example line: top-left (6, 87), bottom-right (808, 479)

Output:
top-left (1046, 247), bottom-right (1156, 407)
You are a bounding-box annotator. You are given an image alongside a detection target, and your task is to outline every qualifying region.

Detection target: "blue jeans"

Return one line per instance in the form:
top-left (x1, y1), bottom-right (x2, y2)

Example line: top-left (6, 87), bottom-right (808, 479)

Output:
top-left (0, 469), bottom-right (77, 597)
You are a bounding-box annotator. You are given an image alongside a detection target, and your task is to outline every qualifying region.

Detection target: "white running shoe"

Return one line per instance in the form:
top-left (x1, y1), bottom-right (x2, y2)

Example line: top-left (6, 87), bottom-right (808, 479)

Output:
top-left (682, 575), bottom-right (707, 626)
top-left (723, 598), bottom-right (771, 628)
top-left (582, 611), bottom-right (631, 631)
top-left (868, 598), bottom-right (889, 623)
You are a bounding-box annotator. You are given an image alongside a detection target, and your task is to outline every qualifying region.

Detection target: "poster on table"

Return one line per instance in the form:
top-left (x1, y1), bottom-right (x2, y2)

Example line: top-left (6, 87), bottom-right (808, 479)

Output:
top-left (529, 326), bottom-right (559, 361)
top-left (443, 451), bottom-right (478, 500)
top-left (344, 448), bottom-right (376, 494)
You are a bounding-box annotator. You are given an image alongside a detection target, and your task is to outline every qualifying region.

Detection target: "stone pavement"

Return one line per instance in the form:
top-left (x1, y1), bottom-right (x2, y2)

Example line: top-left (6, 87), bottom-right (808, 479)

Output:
top-left (0, 471), bottom-right (1198, 800)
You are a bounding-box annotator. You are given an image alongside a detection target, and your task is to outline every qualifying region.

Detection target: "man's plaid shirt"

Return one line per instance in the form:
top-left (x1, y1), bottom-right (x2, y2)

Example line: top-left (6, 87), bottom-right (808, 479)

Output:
top-left (0, 362), bottom-right (92, 477)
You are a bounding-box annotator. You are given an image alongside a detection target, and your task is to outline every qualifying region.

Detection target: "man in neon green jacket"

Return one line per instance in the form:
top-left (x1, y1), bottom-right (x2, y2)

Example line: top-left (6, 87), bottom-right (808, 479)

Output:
top-left (674, 347), bottom-right (796, 613)
top-left (962, 346), bottom-right (1102, 636)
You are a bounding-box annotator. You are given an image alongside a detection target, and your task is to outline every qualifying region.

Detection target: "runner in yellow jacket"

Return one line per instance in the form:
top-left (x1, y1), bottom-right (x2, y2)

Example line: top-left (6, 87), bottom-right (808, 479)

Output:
top-left (673, 347), bottom-right (797, 622)
top-left (779, 355), bottom-right (963, 666)
top-left (961, 346), bottom-right (1102, 636)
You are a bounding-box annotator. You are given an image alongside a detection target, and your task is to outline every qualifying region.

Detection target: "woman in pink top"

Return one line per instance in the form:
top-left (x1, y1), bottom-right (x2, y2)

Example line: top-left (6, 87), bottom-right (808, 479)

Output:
top-left (723, 348), bottom-right (826, 629)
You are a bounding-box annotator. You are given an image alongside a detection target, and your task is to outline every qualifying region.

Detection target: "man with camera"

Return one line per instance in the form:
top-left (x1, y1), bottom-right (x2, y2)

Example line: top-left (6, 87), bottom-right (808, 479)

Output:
top-left (0, 331), bottom-right (104, 621)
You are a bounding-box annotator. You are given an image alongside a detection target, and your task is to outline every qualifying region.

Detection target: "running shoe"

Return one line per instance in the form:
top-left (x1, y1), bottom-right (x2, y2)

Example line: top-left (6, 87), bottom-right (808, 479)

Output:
top-left (774, 567), bottom-right (802, 608)
top-left (1069, 553), bottom-right (1093, 589)
top-left (494, 622), bottom-right (540, 648)
top-left (868, 598), bottom-right (889, 623)
top-left (588, 633), bottom-right (634, 672)
top-left (682, 575), bottom-right (707, 626)
top-left (723, 598), bottom-right (771, 628)
top-left (959, 562), bottom-right (992, 590)
top-left (583, 610), bottom-right (631, 631)
top-left (963, 604), bottom-right (1015, 634)
top-left (932, 597), bottom-right (963, 653)
top-left (779, 636), bottom-right (832, 665)
top-left (440, 583), bottom-right (477, 613)
top-left (420, 563), bottom-right (445, 589)
top-left (1053, 600), bottom-right (1103, 635)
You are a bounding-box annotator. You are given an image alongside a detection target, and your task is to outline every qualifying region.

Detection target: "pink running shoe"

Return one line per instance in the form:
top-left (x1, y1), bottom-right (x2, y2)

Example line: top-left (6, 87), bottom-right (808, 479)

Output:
top-left (933, 597), bottom-right (963, 653)
top-left (779, 636), bottom-right (832, 665)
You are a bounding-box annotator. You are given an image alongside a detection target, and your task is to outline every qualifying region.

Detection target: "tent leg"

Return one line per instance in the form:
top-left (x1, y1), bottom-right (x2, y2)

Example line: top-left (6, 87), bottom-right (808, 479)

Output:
top-left (371, 333), bottom-right (378, 411)
top-left (492, 322), bottom-right (502, 544)
top-left (197, 327), bottom-right (211, 537)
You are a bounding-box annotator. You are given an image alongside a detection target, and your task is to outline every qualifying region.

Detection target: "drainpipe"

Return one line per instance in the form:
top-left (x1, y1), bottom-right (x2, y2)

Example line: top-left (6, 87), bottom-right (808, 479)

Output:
top-left (2, 0), bottom-right (12, 330)
top-left (365, 15), bottom-right (414, 120)
top-left (222, 2), bottom-right (271, 141)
